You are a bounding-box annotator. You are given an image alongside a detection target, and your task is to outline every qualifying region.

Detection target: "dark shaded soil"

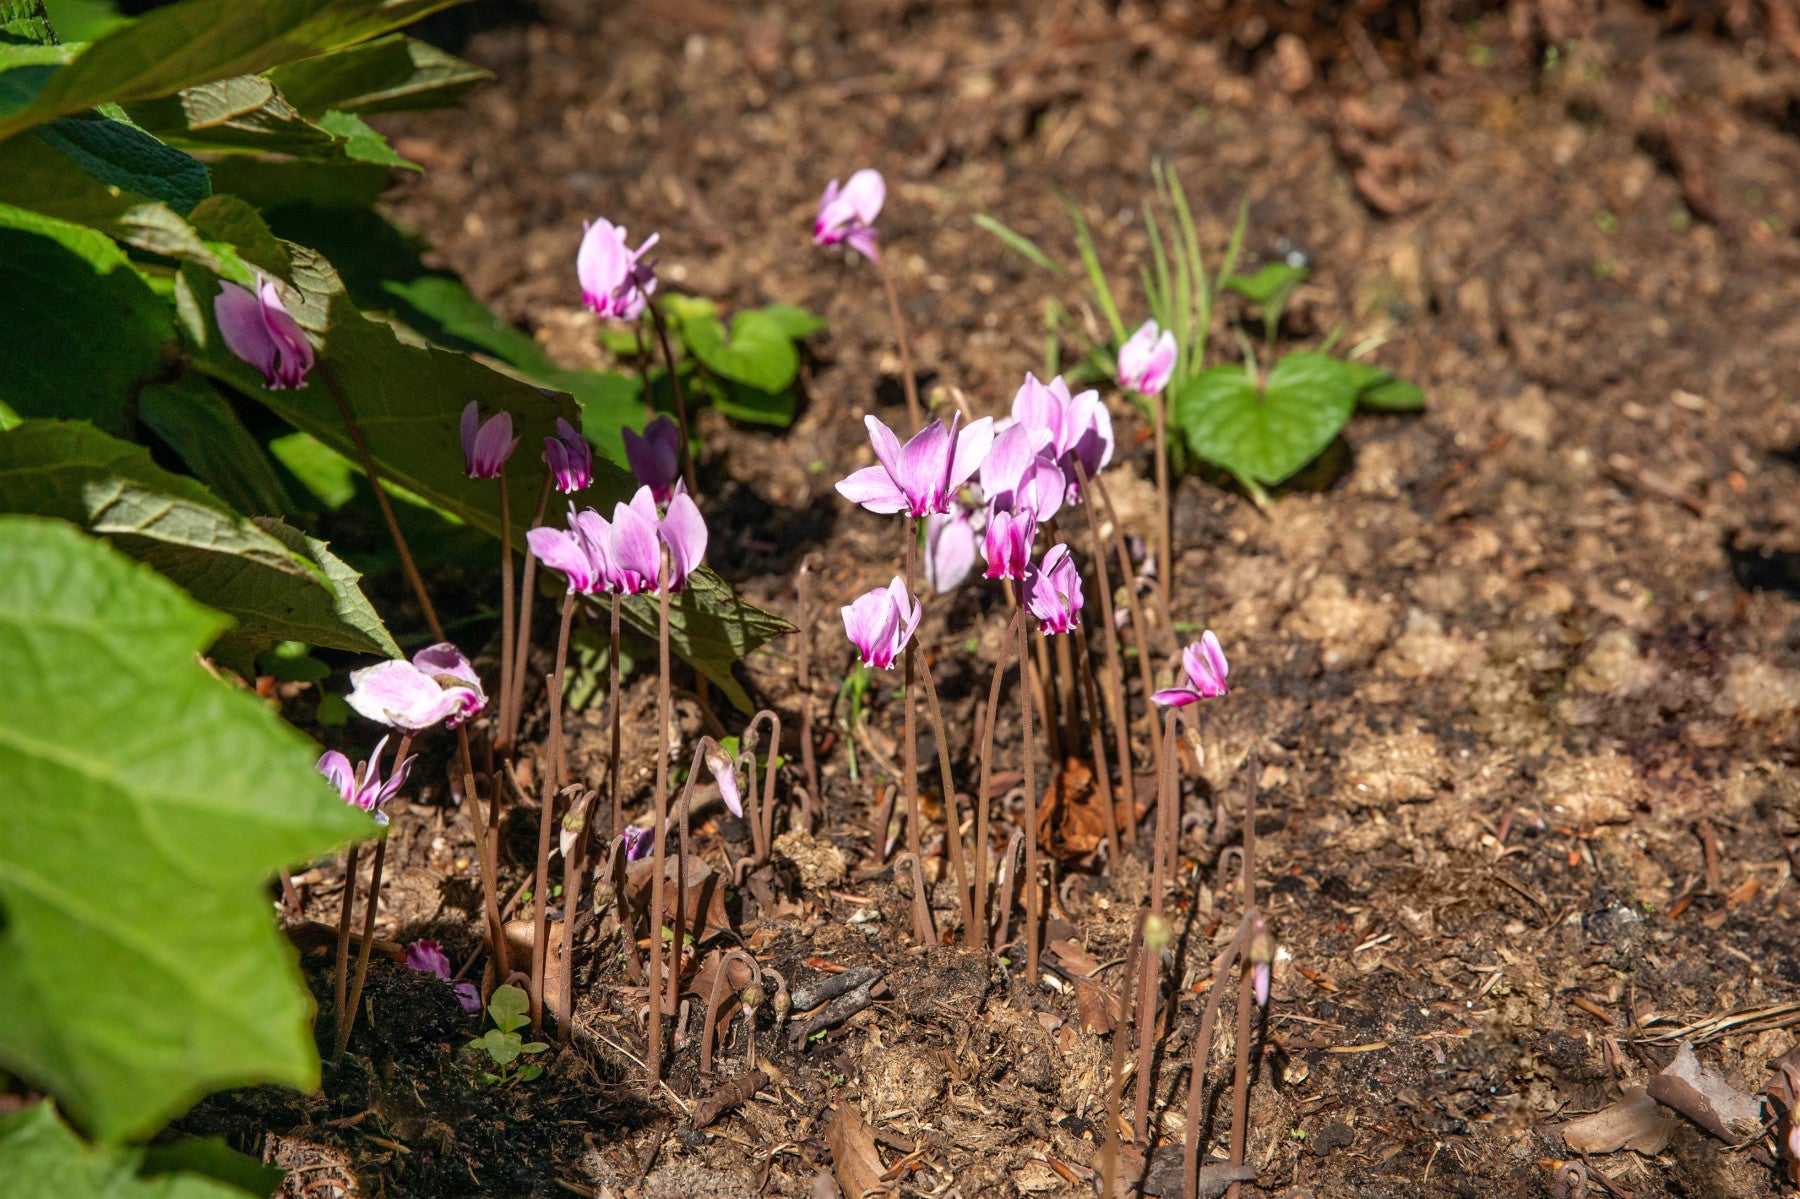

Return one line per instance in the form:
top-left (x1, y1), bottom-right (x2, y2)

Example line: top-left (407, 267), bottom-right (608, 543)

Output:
top-left (191, 1), bottom-right (1800, 1195)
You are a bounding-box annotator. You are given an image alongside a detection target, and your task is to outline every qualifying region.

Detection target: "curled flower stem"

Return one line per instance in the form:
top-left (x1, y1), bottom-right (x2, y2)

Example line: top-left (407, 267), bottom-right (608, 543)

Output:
top-left (646, 567), bottom-right (673, 1083)
top-left (645, 300), bottom-right (698, 496)
top-left (916, 652), bottom-right (972, 942)
top-left (531, 593), bottom-right (576, 1031)
top-left (743, 709), bottom-right (782, 866)
top-left (320, 364), bottom-right (442, 640)
top-left (873, 252), bottom-right (922, 431)
top-left (1073, 459), bottom-right (1136, 845)
top-left (900, 519), bottom-right (934, 944)
top-left (973, 608), bottom-right (1025, 950)
top-left (498, 473), bottom-right (516, 756)
top-left (501, 474), bottom-right (553, 756)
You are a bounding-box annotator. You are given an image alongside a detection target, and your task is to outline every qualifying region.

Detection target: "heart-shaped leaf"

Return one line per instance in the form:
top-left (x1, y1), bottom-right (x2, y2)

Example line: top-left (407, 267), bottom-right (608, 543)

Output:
top-left (1172, 352), bottom-right (1359, 485)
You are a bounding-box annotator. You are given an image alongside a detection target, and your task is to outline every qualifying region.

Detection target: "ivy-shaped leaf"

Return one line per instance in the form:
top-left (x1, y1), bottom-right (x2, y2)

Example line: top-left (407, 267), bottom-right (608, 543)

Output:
top-left (1172, 352), bottom-right (1360, 485)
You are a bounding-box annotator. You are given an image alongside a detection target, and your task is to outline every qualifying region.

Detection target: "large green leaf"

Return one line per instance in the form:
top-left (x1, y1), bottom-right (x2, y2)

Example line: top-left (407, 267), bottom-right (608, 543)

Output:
top-left (682, 307), bottom-right (804, 393)
top-left (265, 33), bottom-right (487, 117)
top-left (0, 0), bottom-right (464, 139)
top-left (1172, 352), bottom-right (1360, 485)
top-left (126, 75), bottom-right (342, 161)
top-left (0, 419), bottom-right (398, 657)
top-left (31, 113), bottom-right (211, 212)
top-left (137, 376), bottom-right (300, 518)
top-left (0, 518), bottom-right (373, 1142)
top-left (0, 1103), bottom-right (259, 1199)
top-left (0, 202), bottom-right (175, 435)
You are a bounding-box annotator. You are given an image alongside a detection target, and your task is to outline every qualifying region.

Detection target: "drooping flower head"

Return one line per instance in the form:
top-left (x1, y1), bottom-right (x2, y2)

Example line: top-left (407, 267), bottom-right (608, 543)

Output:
top-left (527, 512), bottom-right (605, 595)
top-left (842, 576), bottom-right (921, 670)
top-left (1009, 373), bottom-right (1114, 499)
top-left (404, 939), bottom-right (481, 1012)
top-left (704, 742), bottom-right (742, 819)
top-left (622, 415), bottom-right (682, 503)
top-left (836, 413), bottom-right (995, 519)
top-left (460, 402), bottom-right (518, 479)
top-left (813, 168), bottom-right (884, 263)
top-left (979, 423), bottom-right (1065, 521)
top-left (1152, 631), bottom-right (1230, 706)
top-left (1023, 543), bottom-right (1083, 635)
top-left (982, 507), bottom-right (1037, 582)
top-left (1117, 319), bottom-right (1177, 395)
top-left (577, 217), bottom-right (658, 321)
top-left (924, 506), bottom-right (978, 594)
top-left (317, 734), bottom-right (414, 826)
top-left (542, 418), bottom-right (592, 493)
top-left (346, 644), bottom-right (487, 731)
top-left (215, 275), bottom-right (314, 390)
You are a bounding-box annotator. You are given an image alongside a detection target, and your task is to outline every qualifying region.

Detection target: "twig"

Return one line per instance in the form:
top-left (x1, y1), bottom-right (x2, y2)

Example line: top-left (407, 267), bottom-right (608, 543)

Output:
top-left (691, 1070), bottom-right (770, 1129)
top-left (789, 981), bottom-right (877, 1043)
top-left (792, 965), bottom-right (883, 1013)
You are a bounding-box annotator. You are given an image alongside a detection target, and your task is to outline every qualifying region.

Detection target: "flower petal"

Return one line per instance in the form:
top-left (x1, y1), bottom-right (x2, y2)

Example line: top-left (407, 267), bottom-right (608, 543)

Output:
top-left (835, 465), bottom-right (909, 514)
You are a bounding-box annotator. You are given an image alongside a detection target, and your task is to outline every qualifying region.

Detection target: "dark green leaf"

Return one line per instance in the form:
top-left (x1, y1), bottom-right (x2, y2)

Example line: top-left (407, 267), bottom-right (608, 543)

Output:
top-left (711, 379), bottom-right (796, 428)
top-left (39, 0), bottom-right (132, 42)
top-left (0, 201), bottom-right (174, 435)
top-left (139, 1136), bottom-right (286, 1197)
top-left (126, 76), bottom-right (343, 161)
top-left (1221, 262), bottom-right (1309, 306)
top-left (0, 521), bottom-right (371, 1142)
top-left (206, 155), bottom-right (388, 209)
top-left (0, 1104), bottom-right (257, 1198)
top-left (31, 114), bottom-right (215, 213)
top-left (683, 308), bottom-right (801, 393)
top-left (0, 419), bottom-right (399, 656)
top-left (138, 376), bottom-right (301, 517)
top-left (1172, 352), bottom-right (1359, 485)
top-left (265, 34), bottom-right (488, 117)
top-left (2, 1), bottom-right (58, 45)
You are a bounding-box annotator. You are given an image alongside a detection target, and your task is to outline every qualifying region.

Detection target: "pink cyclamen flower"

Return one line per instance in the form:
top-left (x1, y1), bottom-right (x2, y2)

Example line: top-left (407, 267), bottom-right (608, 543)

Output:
top-left (577, 217), bottom-right (658, 321)
top-left (214, 275), bottom-right (314, 390)
top-left (705, 743), bottom-right (742, 819)
top-left (1117, 319), bottom-right (1177, 395)
top-left (1010, 373), bottom-right (1114, 499)
top-left (836, 413), bottom-right (995, 518)
top-left (527, 515), bottom-right (605, 595)
top-left (542, 418), bottom-right (592, 493)
top-left (982, 507), bottom-right (1037, 582)
top-left (842, 576), bottom-right (921, 670)
top-left (460, 402), bottom-right (518, 479)
top-left (620, 824), bottom-right (654, 862)
top-left (924, 506), bottom-right (978, 594)
top-left (813, 168), bottom-right (884, 262)
top-left (404, 940), bottom-right (480, 1012)
top-left (317, 734), bottom-right (414, 827)
top-left (1023, 543), bottom-right (1083, 634)
top-left (979, 423), bottom-right (1065, 521)
top-left (593, 486), bottom-right (707, 593)
top-left (347, 645), bottom-right (486, 731)
top-left (1152, 631), bottom-right (1230, 706)
top-left (622, 415), bottom-right (682, 503)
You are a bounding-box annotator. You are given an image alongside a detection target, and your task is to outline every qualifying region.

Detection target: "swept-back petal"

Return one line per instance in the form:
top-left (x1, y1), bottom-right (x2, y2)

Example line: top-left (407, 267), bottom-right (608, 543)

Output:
top-left (947, 416), bottom-right (995, 492)
top-left (659, 491), bottom-right (708, 589)
top-left (836, 465), bottom-right (909, 514)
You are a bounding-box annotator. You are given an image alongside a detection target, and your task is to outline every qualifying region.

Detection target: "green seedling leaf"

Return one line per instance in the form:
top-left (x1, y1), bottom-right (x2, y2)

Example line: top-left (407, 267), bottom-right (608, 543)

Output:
top-left (0, 0), bottom-right (465, 140)
top-left (1172, 352), bottom-right (1360, 485)
top-left (0, 202), bottom-right (174, 435)
top-left (0, 519), bottom-right (372, 1142)
top-left (973, 211), bottom-right (1061, 273)
top-left (0, 419), bottom-right (399, 657)
top-left (265, 34), bottom-right (488, 117)
top-left (487, 983), bottom-right (530, 1031)
top-left (682, 308), bottom-right (803, 393)
top-left (138, 376), bottom-right (301, 518)
top-left (1222, 262), bottom-right (1309, 306)
top-left (0, 1103), bottom-right (259, 1199)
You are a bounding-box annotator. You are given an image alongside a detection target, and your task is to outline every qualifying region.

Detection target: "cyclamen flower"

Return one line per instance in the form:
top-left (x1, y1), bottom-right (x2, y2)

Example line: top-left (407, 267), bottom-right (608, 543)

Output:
top-left (1117, 319), bottom-right (1177, 395)
top-left (542, 419), bottom-right (592, 493)
top-left (460, 402), bottom-right (518, 479)
top-left (1249, 927), bottom-right (1277, 1008)
top-left (1009, 373), bottom-right (1114, 498)
top-left (979, 423), bottom-right (1065, 521)
top-left (982, 507), bottom-right (1037, 582)
top-left (578, 486), bottom-right (707, 594)
top-left (705, 743), bottom-right (743, 819)
top-left (623, 415), bottom-right (682, 503)
top-left (404, 939), bottom-right (481, 1012)
top-left (842, 576), bottom-right (921, 670)
top-left (813, 168), bottom-right (884, 263)
top-left (577, 217), bottom-right (658, 321)
top-left (527, 515), bottom-right (606, 595)
top-left (1152, 631), bottom-right (1230, 706)
top-left (620, 824), bottom-right (655, 862)
top-left (347, 644), bottom-right (487, 731)
top-left (1023, 543), bottom-right (1083, 634)
top-left (924, 506), bottom-right (978, 594)
top-left (836, 413), bottom-right (995, 518)
top-left (317, 734), bottom-right (414, 827)
top-left (215, 275), bottom-right (314, 390)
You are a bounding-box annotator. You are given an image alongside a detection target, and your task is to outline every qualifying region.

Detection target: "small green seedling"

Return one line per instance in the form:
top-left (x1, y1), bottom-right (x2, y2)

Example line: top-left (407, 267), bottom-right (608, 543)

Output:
top-left (467, 984), bottom-right (548, 1086)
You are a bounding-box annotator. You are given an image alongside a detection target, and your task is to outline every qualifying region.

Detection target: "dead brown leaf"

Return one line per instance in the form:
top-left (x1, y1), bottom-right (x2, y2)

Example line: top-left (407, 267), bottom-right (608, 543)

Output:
top-left (1558, 1087), bottom-right (1681, 1155)
top-left (1646, 1042), bottom-right (1765, 1143)
top-left (827, 1102), bottom-right (890, 1199)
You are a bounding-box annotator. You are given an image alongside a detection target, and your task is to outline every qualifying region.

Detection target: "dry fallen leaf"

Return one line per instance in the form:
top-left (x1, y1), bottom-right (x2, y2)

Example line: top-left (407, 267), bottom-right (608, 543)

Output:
top-left (1559, 1087), bottom-right (1681, 1155)
top-left (827, 1102), bottom-right (890, 1199)
top-left (1070, 975), bottom-right (1123, 1034)
top-left (1646, 1042), bottom-right (1764, 1143)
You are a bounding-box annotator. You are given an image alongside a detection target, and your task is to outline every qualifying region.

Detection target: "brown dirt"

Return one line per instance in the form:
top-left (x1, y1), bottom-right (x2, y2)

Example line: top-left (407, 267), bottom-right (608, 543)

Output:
top-left (187, 1), bottom-right (1800, 1196)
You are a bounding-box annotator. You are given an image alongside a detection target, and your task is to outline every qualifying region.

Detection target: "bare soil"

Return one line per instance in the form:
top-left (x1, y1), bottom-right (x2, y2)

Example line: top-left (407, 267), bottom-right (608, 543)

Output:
top-left (183, 1), bottom-right (1800, 1195)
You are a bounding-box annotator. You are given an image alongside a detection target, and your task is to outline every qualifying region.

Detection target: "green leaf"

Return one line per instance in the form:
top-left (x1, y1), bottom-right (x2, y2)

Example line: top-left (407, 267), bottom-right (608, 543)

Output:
top-left (139, 1137), bottom-right (285, 1197)
top-left (487, 983), bottom-right (529, 1030)
top-left (266, 430), bottom-right (355, 509)
top-left (0, 419), bottom-right (398, 656)
top-left (0, 1103), bottom-right (261, 1198)
top-left (0, 0), bottom-right (466, 139)
top-left (0, 41), bottom-right (76, 120)
top-left (2, 1), bottom-right (59, 46)
top-left (1338, 359), bottom-right (1425, 411)
top-left (682, 308), bottom-right (802, 393)
top-left (126, 76), bottom-right (342, 161)
top-left (973, 211), bottom-right (1061, 273)
top-left (0, 202), bottom-right (175, 435)
top-left (710, 379), bottom-right (796, 428)
top-left (0, 519), bottom-right (372, 1142)
top-left (750, 302), bottom-right (826, 340)
top-left (1222, 263), bottom-right (1309, 307)
top-left (1172, 352), bottom-right (1359, 485)
top-left (138, 376), bottom-right (300, 518)
top-left (314, 108), bottom-right (417, 169)
top-left (205, 156), bottom-right (388, 210)
top-left (39, 1), bottom-right (133, 42)
top-left (264, 34), bottom-right (488, 117)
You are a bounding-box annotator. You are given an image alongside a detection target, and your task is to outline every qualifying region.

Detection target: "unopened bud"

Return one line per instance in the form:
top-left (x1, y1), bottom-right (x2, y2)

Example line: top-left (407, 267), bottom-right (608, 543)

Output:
top-left (1143, 912), bottom-right (1173, 954)
top-left (1249, 929), bottom-right (1277, 1007)
top-left (741, 983), bottom-right (767, 1009)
